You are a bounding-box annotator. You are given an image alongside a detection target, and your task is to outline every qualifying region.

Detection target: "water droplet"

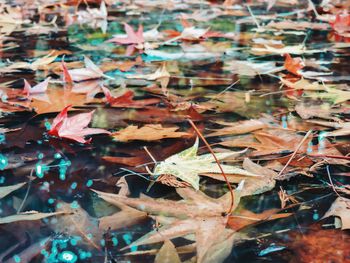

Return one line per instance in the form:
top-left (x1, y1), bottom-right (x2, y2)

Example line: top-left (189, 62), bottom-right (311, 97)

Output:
top-left (13, 255), bottom-right (21, 262)
top-left (44, 121), bottom-right (51, 131)
top-left (70, 182), bottom-right (77, 190)
top-left (58, 251), bottom-right (77, 263)
top-left (86, 180), bottom-right (93, 187)
top-left (0, 133), bottom-right (6, 144)
top-left (0, 154), bottom-right (8, 170)
top-left (281, 115), bottom-right (287, 129)
top-left (70, 201), bottom-right (79, 209)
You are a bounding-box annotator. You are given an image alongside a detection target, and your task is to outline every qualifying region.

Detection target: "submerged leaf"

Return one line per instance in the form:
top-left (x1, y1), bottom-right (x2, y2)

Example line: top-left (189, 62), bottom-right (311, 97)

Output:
top-left (0, 182), bottom-right (26, 199)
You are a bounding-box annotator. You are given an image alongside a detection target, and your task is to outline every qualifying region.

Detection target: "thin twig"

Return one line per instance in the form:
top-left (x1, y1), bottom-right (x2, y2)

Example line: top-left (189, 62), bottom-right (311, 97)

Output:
top-left (188, 119), bottom-right (235, 214)
top-left (277, 130), bottom-right (313, 178)
top-left (17, 169), bottom-right (34, 214)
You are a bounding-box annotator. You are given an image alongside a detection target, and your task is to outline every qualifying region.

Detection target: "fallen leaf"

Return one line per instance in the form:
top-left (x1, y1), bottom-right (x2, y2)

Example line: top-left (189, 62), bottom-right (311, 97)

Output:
top-left (54, 202), bottom-right (102, 249)
top-left (0, 182), bottom-right (26, 199)
top-left (206, 119), bottom-right (267, 137)
top-left (68, 56), bottom-right (112, 82)
top-left (151, 137), bottom-right (259, 190)
top-left (322, 197), bottom-right (350, 230)
top-left (112, 124), bottom-right (191, 142)
top-left (284, 53), bottom-right (305, 76)
top-left (48, 105), bottom-right (110, 143)
top-left (155, 240), bottom-right (181, 263)
top-left (219, 128), bottom-right (311, 156)
top-left (101, 86), bottom-right (159, 108)
top-left (295, 103), bottom-right (340, 120)
top-left (22, 77), bottom-right (50, 96)
top-left (107, 23), bottom-right (144, 45)
top-left (0, 211), bottom-right (65, 224)
top-left (93, 182), bottom-right (245, 263)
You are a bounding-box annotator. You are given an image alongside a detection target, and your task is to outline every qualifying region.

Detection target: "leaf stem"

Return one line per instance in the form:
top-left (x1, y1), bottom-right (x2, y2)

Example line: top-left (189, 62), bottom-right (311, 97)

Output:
top-left (277, 130), bottom-right (312, 178)
top-left (188, 119), bottom-right (234, 214)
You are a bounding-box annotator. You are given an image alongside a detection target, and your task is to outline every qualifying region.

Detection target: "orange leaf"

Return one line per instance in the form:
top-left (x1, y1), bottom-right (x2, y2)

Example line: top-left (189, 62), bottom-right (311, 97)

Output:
top-left (284, 53), bottom-right (304, 76)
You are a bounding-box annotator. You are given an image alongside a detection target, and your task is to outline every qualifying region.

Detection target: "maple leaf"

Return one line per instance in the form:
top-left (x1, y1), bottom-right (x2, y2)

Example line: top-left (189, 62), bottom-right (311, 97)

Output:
top-left (150, 137), bottom-right (260, 190)
top-left (322, 197), bottom-right (350, 230)
top-left (93, 183), bottom-right (245, 263)
top-left (0, 182), bottom-right (26, 199)
top-left (98, 198), bottom-right (147, 231)
top-left (101, 86), bottom-right (159, 108)
top-left (61, 58), bottom-right (73, 86)
top-left (22, 77), bottom-right (50, 96)
top-left (0, 211), bottom-right (66, 225)
top-left (112, 124), bottom-right (191, 142)
top-left (5, 50), bottom-right (58, 71)
top-left (219, 128), bottom-right (311, 156)
top-left (107, 23), bottom-right (144, 45)
top-left (54, 202), bottom-right (102, 249)
top-left (206, 119), bottom-right (267, 137)
top-left (155, 240), bottom-right (181, 263)
top-left (127, 62), bottom-right (170, 81)
top-left (48, 105), bottom-right (110, 143)
top-left (201, 158), bottom-right (277, 196)
top-left (284, 53), bottom-right (305, 76)
top-left (68, 56), bottom-right (113, 82)
top-left (29, 86), bottom-right (91, 114)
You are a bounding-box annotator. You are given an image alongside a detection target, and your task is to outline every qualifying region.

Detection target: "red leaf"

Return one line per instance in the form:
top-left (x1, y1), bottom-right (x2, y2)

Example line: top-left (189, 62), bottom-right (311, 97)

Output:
top-left (61, 58), bottom-right (73, 86)
top-left (22, 78), bottom-right (50, 96)
top-left (48, 105), bottom-right (110, 143)
top-left (101, 86), bottom-right (159, 108)
top-left (107, 23), bottom-right (144, 45)
top-left (330, 11), bottom-right (350, 34)
top-left (283, 53), bottom-right (305, 76)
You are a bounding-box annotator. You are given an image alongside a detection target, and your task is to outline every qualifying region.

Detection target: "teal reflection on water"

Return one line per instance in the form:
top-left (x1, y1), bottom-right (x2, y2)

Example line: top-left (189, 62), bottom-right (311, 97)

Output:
top-left (0, 154), bottom-right (8, 170)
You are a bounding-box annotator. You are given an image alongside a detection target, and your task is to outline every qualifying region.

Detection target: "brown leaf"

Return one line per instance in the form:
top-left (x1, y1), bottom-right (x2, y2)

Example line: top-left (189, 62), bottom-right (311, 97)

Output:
top-left (30, 86), bottom-right (92, 114)
top-left (322, 197), bottom-right (350, 230)
top-left (0, 211), bottom-right (66, 224)
top-left (155, 240), bottom-right (181, 263)
top-left (54, 202), bottom-right (102, 249)
top-left (219, 128), bottom-right (311, 156)
top-left (206, 119), bottom-right (267, 137)
top-left (112, 124), bottom-right (191, 142)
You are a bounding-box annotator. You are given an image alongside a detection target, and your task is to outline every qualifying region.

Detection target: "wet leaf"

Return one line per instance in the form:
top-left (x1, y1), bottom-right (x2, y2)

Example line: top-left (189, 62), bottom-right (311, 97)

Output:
top-left (0, 211), bottom-right (65, 224)
top-left (48, 105), bottom-right (110, 143)
top-left (54, 202), bottom-right (102, 249)
top-left (112, 124), bottom-right (191, 142)
top-left (0, 182), bottom-right (26, 199)
top-left (152, 137), bottom-right (259, 189)
top-left (154, 240), bottom-right (181, 263)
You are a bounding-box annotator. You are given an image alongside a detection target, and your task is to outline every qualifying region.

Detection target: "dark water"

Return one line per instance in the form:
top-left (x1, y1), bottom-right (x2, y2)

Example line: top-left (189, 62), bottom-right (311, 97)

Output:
top-left (0, 1), bottom-right (349, 262)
